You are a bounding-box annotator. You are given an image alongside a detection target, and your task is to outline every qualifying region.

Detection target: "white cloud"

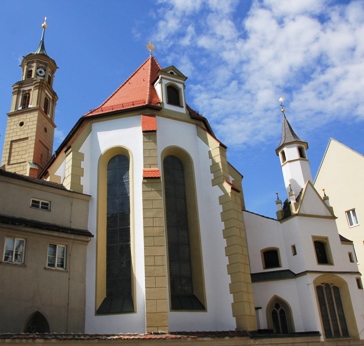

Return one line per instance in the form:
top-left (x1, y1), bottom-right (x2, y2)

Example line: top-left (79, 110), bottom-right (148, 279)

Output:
top-left (152, 0), bottom-right (364, 148)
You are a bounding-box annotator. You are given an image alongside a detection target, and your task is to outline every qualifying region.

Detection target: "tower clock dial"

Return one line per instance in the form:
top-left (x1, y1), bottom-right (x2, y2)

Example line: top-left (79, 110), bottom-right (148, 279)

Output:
top-left (36, 68), bottom-right (46, 77)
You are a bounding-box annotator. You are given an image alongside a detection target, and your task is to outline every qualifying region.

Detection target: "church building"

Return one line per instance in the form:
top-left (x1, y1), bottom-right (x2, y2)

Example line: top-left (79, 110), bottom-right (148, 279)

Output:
top-left (1, 21), bottom-right (364, 342)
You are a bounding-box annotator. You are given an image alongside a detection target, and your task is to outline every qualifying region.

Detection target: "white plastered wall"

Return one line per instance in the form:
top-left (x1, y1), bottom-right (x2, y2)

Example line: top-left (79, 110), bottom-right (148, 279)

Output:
top-left (157, 117), bottom-right (235, 331)
top-left (81, 116), bottom-right (146, 333)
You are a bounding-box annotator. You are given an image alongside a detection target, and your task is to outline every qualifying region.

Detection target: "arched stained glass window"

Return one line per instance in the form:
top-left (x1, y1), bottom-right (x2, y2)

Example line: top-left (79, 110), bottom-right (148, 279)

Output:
top-left (97, 154), bottom-right (133, 314)
top-left (316, 283), bottom-right (349, 338)
top-left (25, 311), bottom-right (50, 333)
top-left (164, 155), bottom-right (204, 310)
top-left (272, 302), bottom-right (288, 334)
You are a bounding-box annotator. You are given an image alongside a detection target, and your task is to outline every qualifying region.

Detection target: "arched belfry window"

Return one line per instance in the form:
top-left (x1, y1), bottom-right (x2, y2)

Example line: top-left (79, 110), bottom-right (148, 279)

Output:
top-left (163, 154), bottom-right (205, 310)
top-left (167, 85), bottom-right (181, 106)
top-left (316, 283), bottom-right (349, 338)
top-left (97, 154), bottom-right (133, 314)
top-left (21, 92), bottom-right (30, 109)
top-left (24, 311), bottom-right (50, 333)
top-left (44, 97), bottom-right (49, 115)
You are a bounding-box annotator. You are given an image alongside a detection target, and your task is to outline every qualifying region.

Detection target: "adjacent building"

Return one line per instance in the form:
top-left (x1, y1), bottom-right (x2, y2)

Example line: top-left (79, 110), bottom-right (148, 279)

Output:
top-left (315, 139), bottom-right (364, 274)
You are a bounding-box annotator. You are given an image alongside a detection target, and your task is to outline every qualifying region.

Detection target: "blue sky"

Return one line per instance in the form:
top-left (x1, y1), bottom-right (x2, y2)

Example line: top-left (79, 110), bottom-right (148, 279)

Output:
top-left (1, 0), bottom-right (363, 218)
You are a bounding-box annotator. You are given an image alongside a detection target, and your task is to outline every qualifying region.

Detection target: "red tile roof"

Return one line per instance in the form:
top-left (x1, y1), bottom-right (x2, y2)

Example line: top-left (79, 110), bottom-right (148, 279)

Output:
top-left (142, 114), bottom-right (157, 131)
top-left (143, 168), bottom-right (161, 178)
top-left (85, 56), bottom-right (161, 116)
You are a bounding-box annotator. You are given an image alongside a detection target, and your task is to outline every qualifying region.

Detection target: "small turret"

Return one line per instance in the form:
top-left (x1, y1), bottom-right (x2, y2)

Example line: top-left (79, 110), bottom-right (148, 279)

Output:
top-left (276, 97), bottom-right (312, 197)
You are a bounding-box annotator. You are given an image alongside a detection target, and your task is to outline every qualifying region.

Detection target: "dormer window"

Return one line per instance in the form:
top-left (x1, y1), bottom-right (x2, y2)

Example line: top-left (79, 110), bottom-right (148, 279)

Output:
top-left (298, 146), bottom-right (306, 158)
top-left (167, 85), bottom-right (181, 106)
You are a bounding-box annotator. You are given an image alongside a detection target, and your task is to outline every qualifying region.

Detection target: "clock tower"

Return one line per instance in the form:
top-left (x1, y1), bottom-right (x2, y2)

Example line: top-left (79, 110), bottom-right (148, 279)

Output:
top-left (1, 18), bottom-right (58, 177)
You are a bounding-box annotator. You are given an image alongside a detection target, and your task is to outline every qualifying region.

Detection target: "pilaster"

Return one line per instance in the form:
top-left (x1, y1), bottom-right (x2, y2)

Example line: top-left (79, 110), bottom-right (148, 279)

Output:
top-left (63, 149), bottom-right (84, 193)
top-left (141, 115), bottom-right (169, 332)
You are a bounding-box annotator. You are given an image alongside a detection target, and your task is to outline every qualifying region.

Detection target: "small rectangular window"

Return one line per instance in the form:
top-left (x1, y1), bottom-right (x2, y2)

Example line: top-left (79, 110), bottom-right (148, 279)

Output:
top-left (313, 237), bottom-right (332, 265)
top-left (30, 198), bottom-right (51, 211)
top-left (346, 209), bottom-right (359, 227)
top-left (47, 244), bottom-right (66, 269)
top-left (349, 252), bottom-right (354, 263)
top-left (356, 278), bottom-right (363, 289)
top-left (3, 237), bottom-right (26, 264)
top-left (291, 245), bottom-right (297, 256)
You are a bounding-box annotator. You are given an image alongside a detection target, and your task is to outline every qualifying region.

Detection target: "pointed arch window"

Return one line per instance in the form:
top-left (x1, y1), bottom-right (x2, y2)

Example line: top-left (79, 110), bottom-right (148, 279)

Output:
top-left (164, 154), bottom-right (205, 310)
top-left (267, 296), bottom-right (294, 334)
top-left (97, 154), bottom-right (133, 314)
top-left (316, 283), bottom-right (349, 338)
top-left (25, 311), bottom-right (50, 333)
top-left (167, 85), bottom-right (181, 106)
top-left (272, 302), bottom-right (288, 334)
top-left (21, 92), bottom-right (30, 109)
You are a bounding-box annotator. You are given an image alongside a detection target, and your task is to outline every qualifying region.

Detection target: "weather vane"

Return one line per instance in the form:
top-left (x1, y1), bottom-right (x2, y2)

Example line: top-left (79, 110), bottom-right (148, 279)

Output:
top-left (279, 97), bottom-right (285, 116)
top-left (146, 42), bottom-right (155, 56)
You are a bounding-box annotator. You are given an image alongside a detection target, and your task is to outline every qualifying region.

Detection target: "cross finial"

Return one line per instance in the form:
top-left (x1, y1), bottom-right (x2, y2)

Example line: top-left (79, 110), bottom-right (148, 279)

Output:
top-left (279, 97), bottom-right (285, 116)
top-left (146, 42), bottom-right (155, 56)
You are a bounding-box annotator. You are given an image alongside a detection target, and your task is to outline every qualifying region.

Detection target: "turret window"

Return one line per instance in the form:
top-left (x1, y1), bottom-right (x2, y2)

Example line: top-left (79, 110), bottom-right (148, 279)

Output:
top-left (167, 85), bottom-right (181, 106)
top-left (48, 75), bottom-right (52, 85)
top-left (298, 146), bottom-right (306, 158)
top-left (26, 69), bottom-right (33, 78)
top-left (280, 150), bottom-right (286, 163)
top-left (21, 92), bottom-right (30, 109)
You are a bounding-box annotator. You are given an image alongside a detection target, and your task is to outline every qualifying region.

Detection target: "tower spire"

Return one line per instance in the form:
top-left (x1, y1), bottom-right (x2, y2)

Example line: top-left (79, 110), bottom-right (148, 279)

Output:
top-left (34, 17), bottom-right (48, 55)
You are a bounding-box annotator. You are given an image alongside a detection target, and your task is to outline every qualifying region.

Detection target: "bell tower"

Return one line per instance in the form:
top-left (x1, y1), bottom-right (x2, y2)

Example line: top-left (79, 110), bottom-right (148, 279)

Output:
top-left (1, 18), bottom-right (58, 177)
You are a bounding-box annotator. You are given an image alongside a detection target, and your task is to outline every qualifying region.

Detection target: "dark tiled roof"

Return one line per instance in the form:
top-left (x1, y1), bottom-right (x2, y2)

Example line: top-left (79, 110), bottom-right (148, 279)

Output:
top-left (339, 234), bottom-right (353, 243)
top-left (276, 115), bottom-right (308, 154)
top-left (0, 214), bottom-right (93, 238)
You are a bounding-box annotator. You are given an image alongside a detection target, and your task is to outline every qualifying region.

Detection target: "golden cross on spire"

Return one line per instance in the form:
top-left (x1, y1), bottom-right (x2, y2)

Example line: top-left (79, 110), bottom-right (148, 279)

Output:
top-left (146, 42), bottom-right (155, 56)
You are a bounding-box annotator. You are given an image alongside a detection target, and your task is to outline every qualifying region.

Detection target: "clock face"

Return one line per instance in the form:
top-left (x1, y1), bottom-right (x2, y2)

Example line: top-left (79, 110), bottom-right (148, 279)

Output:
top-left (36, 68), bottom-right (46, 77)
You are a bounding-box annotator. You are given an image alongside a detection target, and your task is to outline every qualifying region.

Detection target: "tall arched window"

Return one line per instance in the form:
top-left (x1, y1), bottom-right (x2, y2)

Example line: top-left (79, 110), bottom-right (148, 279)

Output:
top-left (167, 85), bottom-right (180, 106)
top-left (97, 154), bottom-right (133, 314)
top-left (164, 155), bottom-right (204, 310)
top-left (24, 311), bottom-right (50, 333)
top-left (21, 92), bottom-right (30, 109)
top-left (316, 283), bottom-right (349, 338)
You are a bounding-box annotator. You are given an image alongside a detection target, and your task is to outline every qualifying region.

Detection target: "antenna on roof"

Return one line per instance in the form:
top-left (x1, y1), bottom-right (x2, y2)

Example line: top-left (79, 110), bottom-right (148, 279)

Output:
top-left (146, 42), bottom-right (155, 56)
top-left (279, 97), bottom-right (286, 116)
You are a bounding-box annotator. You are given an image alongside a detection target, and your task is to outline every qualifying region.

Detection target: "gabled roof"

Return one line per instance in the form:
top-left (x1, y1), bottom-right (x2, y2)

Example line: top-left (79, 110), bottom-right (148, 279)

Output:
top-left (85, 56), bottom-right (161, 116)
top-left (276, 115), bottom-right (308, 154)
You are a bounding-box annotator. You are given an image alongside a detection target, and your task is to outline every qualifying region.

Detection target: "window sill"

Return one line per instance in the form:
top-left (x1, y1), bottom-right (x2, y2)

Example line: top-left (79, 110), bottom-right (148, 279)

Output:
top-left (44, 266), bottom-right (68, 272)
top-left (348, 224), bottom-right (360, 228)
top-left (0, 261), bottom-right (26, 267)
